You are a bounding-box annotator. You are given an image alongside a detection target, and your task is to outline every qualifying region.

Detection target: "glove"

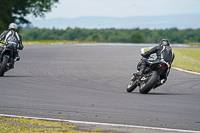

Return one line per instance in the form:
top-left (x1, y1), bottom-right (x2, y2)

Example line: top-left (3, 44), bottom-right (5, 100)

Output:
top-left (18, 43), bottom-right (24, 50)
top-left (141, 51), bottom-right (151, 58)
top-left (141, 53), bottom-right (149, 58)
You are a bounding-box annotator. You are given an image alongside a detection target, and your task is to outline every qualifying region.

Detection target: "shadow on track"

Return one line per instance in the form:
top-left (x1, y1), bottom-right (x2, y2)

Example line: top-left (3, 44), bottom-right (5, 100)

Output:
top-left (0, 75), bottom-right (35, 78)
top-left (126, 91), bottom-right (188, 95)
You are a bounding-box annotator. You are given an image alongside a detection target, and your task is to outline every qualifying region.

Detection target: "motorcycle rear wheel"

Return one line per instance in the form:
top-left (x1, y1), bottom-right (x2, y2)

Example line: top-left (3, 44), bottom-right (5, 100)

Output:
top-left (139, 71), bottom-right (159, 94)
top-left (0, 56), bottom-right (9, 76)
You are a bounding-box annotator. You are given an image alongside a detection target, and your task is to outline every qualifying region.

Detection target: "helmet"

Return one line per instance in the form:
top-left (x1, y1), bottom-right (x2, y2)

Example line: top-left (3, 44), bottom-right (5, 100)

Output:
top-left (8, 23), bottom-right (18, 30)
top-left (159, 39), bottom-right (170, 46)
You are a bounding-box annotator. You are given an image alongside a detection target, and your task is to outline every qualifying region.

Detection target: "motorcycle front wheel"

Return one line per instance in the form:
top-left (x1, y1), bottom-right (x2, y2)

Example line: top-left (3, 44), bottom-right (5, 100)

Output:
top-left (0, 55), bottom-right (9, 76)
top-left (126, 80), bottom-right (138, 92)
top-left (139, 71), bottom-right (159, 94)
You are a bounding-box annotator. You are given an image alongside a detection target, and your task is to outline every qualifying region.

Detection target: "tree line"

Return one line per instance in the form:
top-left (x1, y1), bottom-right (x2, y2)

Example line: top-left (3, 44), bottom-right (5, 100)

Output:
top-left (0, 0), bottom-right (59, 33)
top-left (21, 27), bottom-right (200, 44)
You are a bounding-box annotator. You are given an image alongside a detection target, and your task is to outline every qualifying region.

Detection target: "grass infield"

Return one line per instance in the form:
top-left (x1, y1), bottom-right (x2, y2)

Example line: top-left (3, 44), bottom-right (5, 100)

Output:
top-left (172, 48), bottom-right (200, 73)
top-left (187, 43), bottom-right (200, 47)
top-left (0, 116), bottom-right (111, 133)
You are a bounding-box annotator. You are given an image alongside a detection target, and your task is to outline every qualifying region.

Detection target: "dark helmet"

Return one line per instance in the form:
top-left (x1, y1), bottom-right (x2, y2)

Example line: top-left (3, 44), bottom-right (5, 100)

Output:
top-left (159, 39), bottom-right (170, 46)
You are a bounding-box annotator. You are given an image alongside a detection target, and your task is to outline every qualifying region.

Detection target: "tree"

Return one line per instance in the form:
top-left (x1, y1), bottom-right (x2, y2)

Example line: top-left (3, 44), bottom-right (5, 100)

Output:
top-left (131, 32), bottom-right (145, 43)
top-left (0, 0), bottom-right (59, 32)
top-left (92, 35), bottom-right (99, 41)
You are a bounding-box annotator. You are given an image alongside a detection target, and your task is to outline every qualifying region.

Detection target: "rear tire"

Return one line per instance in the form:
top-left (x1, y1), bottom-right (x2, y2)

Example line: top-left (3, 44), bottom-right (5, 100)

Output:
top-left (139, 71), bottom-right (159, 94)
top-left (126, 80), bottom-right (137, 92)
top-left (0, 56), bottom-right (9, 76)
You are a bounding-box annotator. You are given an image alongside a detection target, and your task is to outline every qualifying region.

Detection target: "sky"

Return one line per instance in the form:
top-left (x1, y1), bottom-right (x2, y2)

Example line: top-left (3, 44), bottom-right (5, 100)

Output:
top-left (29, 0), bottom-right (200, 20)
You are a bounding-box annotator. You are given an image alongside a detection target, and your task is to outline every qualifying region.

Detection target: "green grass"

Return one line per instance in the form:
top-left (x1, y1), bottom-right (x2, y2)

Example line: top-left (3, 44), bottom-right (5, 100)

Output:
top-left (0, 116), bottom-right (112, 133)
top-left (0, 116), bottom-right (75, 128)
top-left (0, 122), bottom-right (73, 133)
top-left (172, 48), bottom-right (200, 73)
top-left (22, 40), bottom-right (97, 44)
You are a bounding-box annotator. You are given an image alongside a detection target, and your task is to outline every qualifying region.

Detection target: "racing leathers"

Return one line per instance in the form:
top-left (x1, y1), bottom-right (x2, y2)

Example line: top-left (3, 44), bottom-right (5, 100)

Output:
top-left (0, 30), bottom-right (24, 61)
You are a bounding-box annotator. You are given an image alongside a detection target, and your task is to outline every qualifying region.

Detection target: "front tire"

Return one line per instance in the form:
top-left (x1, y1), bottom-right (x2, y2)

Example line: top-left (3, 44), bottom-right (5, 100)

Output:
top-left (126, 80), bottom-right (138, 92)
top-left (139, 71), bottom-right (159, 94)
top-left (0, 56), bottom-right (9, 76)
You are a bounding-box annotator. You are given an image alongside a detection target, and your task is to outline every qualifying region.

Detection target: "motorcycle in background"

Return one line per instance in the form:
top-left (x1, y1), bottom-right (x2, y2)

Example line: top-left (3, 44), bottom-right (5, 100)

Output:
top-left (0, 42), bottom-right (16, 76)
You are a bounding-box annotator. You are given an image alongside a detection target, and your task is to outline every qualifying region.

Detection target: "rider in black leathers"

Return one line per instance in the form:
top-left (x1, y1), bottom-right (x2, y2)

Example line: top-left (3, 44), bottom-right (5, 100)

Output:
top-left (134, 39), bottom-right (175, 84)
top-left (0, 23), bottom-right (24, 61)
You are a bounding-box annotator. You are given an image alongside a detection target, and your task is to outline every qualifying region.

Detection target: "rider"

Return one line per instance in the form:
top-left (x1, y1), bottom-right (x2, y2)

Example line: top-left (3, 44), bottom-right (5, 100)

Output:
top-left (0, 23), bottom-right (24, 61)
top-left (134, 39), bottom-right (175, 84)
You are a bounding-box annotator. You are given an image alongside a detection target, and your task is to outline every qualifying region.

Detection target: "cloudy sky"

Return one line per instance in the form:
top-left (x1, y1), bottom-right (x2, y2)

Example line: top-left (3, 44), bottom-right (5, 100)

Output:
top-left (30, 0), bottom-right (200, 20)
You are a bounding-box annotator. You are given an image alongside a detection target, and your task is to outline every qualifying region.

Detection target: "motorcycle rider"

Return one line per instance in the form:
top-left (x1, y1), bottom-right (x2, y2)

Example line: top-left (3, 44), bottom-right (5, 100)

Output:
top-left (0, 23), bottom-right (24, 62)
top-left (134, 39), bottom-right (175, 84)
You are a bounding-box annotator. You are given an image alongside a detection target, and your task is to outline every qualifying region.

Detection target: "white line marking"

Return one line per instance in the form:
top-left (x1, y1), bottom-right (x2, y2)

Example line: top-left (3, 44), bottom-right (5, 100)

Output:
top-left (0, 114), bottom-right (199, 133)
top-left (171, 67), bottom-right (200, 75)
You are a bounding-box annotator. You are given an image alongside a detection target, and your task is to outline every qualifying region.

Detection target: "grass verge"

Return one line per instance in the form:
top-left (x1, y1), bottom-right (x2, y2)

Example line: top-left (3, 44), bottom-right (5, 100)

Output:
top-left (0, 116), bottom-right (112, 133)
top-left (172, 48), bottom-right (200, 73)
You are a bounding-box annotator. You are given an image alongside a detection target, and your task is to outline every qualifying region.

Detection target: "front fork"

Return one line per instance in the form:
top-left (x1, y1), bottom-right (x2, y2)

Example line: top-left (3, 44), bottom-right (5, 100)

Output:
top-left (131, 75), bottom-right (140, 86)
top-left (134, 73), bottom-right (152, 86)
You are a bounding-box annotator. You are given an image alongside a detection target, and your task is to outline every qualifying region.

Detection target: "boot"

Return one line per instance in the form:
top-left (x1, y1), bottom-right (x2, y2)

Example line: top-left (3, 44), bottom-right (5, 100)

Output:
top-left (14, 57), bottom-right (20, 62)
top-left (14, 51), bottom-right (20, 61)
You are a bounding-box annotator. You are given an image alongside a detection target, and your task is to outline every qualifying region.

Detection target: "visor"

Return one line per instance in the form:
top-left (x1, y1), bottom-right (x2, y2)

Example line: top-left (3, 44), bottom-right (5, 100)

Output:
top-left (162, 41), bottom-right (168, 46)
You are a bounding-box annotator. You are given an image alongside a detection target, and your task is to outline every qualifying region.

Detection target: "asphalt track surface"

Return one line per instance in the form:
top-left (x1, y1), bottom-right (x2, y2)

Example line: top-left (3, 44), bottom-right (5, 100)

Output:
top-left (0, 44), bottom-right (200, 132)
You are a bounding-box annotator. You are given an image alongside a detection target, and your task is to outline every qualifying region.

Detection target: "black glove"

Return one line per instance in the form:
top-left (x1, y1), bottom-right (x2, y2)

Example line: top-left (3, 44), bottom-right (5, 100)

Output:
top-left (18, 43), bottom-right (24, 50)
top-left (141, 53), bottom-right (149, 58)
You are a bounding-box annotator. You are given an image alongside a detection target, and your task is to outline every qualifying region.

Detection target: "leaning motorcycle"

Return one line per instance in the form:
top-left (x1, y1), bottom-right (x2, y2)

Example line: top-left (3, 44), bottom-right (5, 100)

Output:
top-left (126, 55), bottom-right (170, 94)
top-left (0, 42), bottom-right (16, 76)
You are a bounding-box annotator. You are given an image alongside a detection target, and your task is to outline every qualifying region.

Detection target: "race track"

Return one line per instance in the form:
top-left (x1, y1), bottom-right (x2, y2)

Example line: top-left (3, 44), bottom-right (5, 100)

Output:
top-left (0, 44), bottom-right (200, 132)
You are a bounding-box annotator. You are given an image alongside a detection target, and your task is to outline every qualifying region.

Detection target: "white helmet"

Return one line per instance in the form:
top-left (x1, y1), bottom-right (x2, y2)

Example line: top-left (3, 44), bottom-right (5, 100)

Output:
top-left (8, 23), bottom-right (18, 30)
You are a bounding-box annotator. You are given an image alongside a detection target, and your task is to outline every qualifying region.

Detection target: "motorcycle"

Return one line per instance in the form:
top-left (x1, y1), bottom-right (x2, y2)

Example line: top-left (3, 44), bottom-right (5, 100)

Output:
top-left (126, 54), bottom-right (170, 94)
top-left (0, 42), bottom-right (16, 76)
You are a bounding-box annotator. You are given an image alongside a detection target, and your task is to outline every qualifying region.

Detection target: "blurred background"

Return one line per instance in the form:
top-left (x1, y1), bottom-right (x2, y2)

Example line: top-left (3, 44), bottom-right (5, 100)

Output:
top-left (1, 0), bottom-right (200, 44)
